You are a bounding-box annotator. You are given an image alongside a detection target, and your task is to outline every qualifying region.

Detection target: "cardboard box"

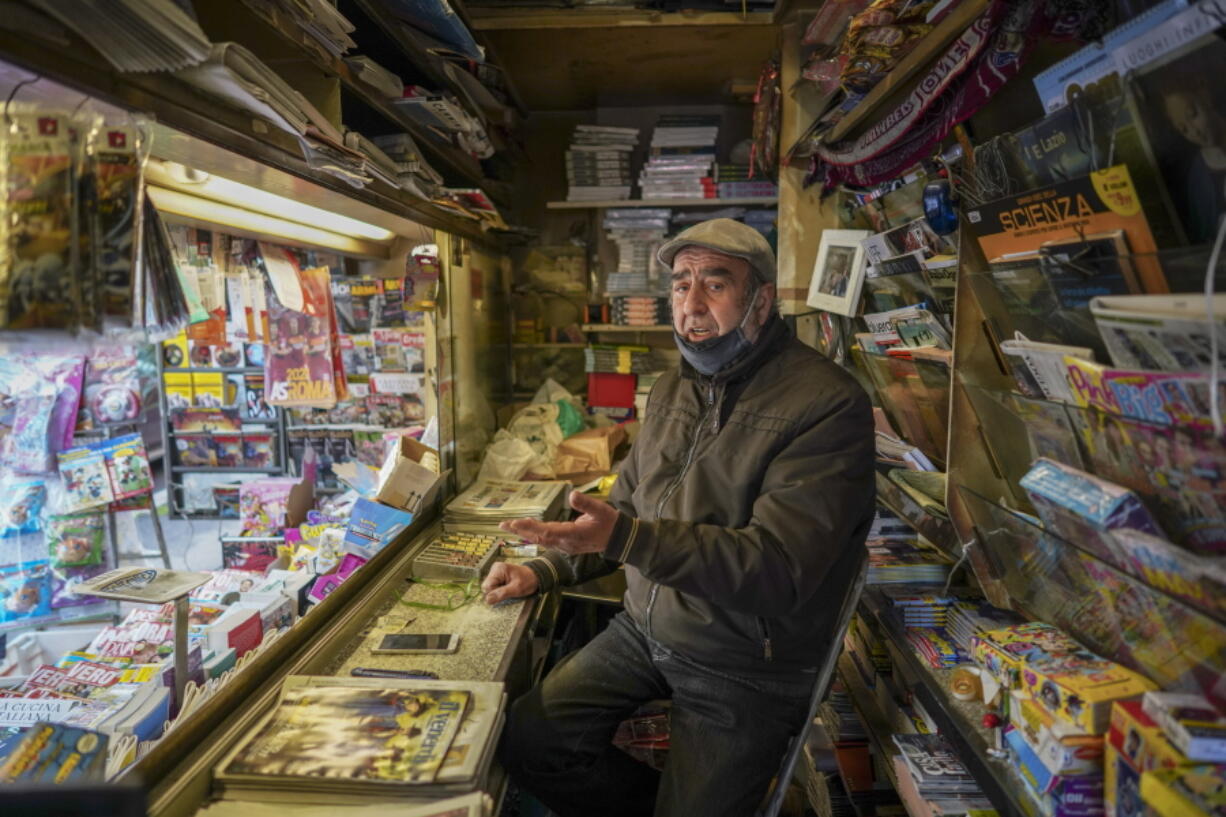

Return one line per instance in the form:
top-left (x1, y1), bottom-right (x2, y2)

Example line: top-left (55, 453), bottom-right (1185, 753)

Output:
top-left (376, 437), bottom-right (445, 513)
top-left (1140, 691), bottom-right (1226, 763)
top-left (1012, 690), bottom-right (1105, 776)
top-left (1005, 726), bottom-right (1106, 817)
top-left (343, 498), bottom-right (414, 560)
top-left (1105, 700), bottom-right (1186, 817)
top-left (973, 623), bottom-right (1156, 734)
top-left (1140, 765), bottom-right (1226, 817)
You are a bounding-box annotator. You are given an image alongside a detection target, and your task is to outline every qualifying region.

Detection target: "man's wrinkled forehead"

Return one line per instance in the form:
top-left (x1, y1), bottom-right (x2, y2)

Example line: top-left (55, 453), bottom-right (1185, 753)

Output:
top-left (670, 246), bottom-right (752, 278)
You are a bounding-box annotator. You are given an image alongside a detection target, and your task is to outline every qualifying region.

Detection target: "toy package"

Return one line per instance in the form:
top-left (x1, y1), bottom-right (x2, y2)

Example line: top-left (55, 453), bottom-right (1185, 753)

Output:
top-left (343, 498), bottom-right (413, 560)
top-left (1142, 691), bottom-right (1226, 763)
top-left (972, 622), bottom-right (1157, 734)
top-left (1105, 700), bottom-right (1187, 817)
top-left (1140, 765), bottom-right (1226, 817)
top-left (1, 112), bottom-right (83, 332)
top-left (1020, 458), bottom-right (1167, 564)
top-left (1004, 726), bottom-right (1106, 817)
top-left (46, 513), bottom-right (105, 568)
top-left (77, 347), bottom-right (143, 431)
top-left (50, 563), bottom-right (108, 609)
top-left (1011, 690), bottom-right (1105, 777)
top-left (239, 478), bottom-right (298, 536)
top-left (242, 433), bottom-right (274, 468)
top-left (0, 477), bottom-right (46, 537)
top-left (0, 560), bottom-right (53, 624)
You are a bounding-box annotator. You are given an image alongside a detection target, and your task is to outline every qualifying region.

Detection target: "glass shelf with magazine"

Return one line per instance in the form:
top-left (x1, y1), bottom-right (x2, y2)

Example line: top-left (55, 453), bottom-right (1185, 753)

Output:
top-left (855, 350), bottom-right (951, 470)
top-left (961, 385), bottom-right (1226, 562)
top-left (956, 486), bottom-right (1226, 702)
top-left (857, 589), bottom-right (1032, 817)
top-left (874, 469), bottom-right (960, 562)
top-left (963, 243), bottom-right (1226, 362)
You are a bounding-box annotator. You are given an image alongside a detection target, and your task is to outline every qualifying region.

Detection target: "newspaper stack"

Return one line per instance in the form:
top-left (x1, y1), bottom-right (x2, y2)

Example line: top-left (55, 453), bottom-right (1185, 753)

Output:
top-left (640, 115), bottom-right (719, 200)
top-left (444, 479), bottom-right (570, 534)
top-left (565, 126), bottom-right (639, 202)
top-left (372, 133), bottom-right (445, 200)
top-left (945, 599), bottom-right (1022, 657)
top-left (213, 676), bottom-right (506, 803)
top-left (250, 0), bottom-right (357, 58)
top-left (603, 209), bottom-right (671, 296)
top-left (28, 0), bottom-right (211, 73)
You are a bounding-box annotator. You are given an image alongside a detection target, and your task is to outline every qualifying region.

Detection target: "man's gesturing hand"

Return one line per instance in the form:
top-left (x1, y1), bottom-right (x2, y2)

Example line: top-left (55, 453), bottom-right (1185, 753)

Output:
top-left (482, 561), bottom-right (539, 605)
top-left (499, 490), bottom-right (617, 555)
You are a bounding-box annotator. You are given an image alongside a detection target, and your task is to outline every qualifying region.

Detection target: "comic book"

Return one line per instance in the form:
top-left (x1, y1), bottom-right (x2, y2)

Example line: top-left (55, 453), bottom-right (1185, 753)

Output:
top-left (217, 681), bottom-right (471, 786)
top-left (56, 445), bottom-right (114, 512)
top-left (0, 722), bottom-right (109, 783)
top-left (101, 433), bottom-right (152, 500)
top-left (1065, 358), bottom-right (1224, 430)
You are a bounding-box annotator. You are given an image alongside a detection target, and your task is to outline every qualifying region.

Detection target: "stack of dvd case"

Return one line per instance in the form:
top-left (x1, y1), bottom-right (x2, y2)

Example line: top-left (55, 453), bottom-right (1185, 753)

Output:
top-left (566, 126), bottom-right (639, 202)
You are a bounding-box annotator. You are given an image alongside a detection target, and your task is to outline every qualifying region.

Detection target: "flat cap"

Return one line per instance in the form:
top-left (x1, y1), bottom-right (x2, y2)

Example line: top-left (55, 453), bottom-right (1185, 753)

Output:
top-left (656, 218), bottom-right (776, 283)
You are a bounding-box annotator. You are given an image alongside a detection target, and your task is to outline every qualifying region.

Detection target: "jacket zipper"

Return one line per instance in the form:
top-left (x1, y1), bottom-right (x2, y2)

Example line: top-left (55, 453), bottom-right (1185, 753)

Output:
top-left (644, 379), bottom-right (719, 641)
top-left (756, 617), bottom-right (774, 662)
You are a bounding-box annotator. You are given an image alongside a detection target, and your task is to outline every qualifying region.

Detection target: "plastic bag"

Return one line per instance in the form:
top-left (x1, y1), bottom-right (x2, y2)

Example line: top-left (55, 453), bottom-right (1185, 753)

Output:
top-left (555, 398), bottom-right (584, 439)
top-left (478, 432), bottom-right (539, 482)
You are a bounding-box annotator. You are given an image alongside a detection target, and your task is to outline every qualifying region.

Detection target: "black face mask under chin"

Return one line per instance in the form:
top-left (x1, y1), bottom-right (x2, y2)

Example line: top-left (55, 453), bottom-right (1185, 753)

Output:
top-left (673, 286), bottom-right (761, 376)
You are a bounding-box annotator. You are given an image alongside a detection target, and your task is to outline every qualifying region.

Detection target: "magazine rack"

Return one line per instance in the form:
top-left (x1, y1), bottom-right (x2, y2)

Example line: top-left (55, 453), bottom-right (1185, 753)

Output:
top-left (853, 349), bottom-right (951, 469)
top-left (957, 485), bottom-right (1226, 700)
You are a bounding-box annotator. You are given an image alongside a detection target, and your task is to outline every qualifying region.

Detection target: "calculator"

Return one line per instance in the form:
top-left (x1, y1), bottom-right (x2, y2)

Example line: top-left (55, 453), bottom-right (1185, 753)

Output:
top-left (411, 530), bottom-right (502, 581)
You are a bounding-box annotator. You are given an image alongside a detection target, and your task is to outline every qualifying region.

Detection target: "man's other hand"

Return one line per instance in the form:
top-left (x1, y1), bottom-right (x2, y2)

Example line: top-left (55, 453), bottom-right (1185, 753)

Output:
top-left (499, 491), bottom-right (617, 556)
top-left (482, 561), bottom-right (539, 605)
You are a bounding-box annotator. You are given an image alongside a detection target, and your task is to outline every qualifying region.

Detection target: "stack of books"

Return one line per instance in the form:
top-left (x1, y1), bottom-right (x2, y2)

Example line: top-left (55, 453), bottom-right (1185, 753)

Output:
top-left (610, 295), bottom-right (669, 327)
top-left (640, 115), bottom-right (719, 200)
top-left (945, 598), bottom-right (1023, 658)
top-left (565, 125), bottom-right (639, 202)
top-left (891, 734), bottom-right (992, 814)
top-left (213, 676), bottom-right (506, 803)
top-left (444, 479), bottom-right (570, 534)
top-left (584, 345), bottom-right (658, 375)
top-left (712, 164), bottom-right (778, 199)
top-left (865, 538), bottom-right (953, 585)
top-left (602, 208), bottom-right (671, 296)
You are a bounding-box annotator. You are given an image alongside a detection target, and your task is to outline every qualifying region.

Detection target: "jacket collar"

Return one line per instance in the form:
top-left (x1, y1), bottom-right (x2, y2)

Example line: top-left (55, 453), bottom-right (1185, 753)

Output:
top-left (679, 313), bottom-right (790, 384)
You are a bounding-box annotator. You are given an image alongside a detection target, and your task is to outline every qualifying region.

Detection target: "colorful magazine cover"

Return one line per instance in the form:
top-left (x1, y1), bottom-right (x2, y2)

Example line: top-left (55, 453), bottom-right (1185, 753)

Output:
top-left (264, 255), bottom-right (340, 408)
top-left (0, 722), bottom-right (109, 784)
top-left (221, 685), bottom-right (470, 783)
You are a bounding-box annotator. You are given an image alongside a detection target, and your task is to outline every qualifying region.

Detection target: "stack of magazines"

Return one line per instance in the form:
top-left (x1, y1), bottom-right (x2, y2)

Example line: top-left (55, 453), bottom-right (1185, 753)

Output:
top-left (891, 734), bottom-right (992, 814)
top-left (214, 676), bottom-right (506, 803)
top-left (444, 479), bottom-right (570, 534)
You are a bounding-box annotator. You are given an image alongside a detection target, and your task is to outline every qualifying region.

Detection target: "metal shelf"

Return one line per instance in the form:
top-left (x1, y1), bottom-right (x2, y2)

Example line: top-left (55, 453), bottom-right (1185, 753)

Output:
top-left (163, 366), bottom-right (264, 375)
top-left (548, 197), bottom-right (777, 209)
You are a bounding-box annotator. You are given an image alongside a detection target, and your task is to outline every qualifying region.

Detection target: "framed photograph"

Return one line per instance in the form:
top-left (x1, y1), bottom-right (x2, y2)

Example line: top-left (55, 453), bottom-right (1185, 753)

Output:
top-left (807, 229), bottom-right (871, 316)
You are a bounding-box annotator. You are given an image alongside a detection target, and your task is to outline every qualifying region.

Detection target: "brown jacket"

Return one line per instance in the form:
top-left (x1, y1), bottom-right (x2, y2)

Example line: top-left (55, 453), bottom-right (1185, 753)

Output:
top-left (526, 316), bottom-right (875, 676)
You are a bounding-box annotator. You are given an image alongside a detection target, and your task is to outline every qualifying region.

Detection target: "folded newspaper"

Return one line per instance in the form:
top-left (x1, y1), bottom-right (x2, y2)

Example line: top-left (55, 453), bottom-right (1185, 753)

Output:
top-left (444, 479), bottom-right (570, 533)
top-left (77, 567), bottom-right (212, 604)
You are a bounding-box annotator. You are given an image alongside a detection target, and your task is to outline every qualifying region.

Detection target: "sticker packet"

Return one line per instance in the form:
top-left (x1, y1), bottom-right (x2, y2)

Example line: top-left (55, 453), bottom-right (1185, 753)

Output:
top-left (46, 513), bottom-right (105, 568)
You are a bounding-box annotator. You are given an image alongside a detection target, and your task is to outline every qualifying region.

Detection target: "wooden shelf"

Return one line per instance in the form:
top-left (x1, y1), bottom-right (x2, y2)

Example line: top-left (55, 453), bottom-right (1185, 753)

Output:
top-left (548, 197), bottom-right (778, 209)
top-left (467, 8), bottom-right (776, 30)
top-left (232, 0), bottom-right (486, 187)
top-left (511, 342), bottom-right (587, 348)
top-left (581, 324), bottom-right (672, 332)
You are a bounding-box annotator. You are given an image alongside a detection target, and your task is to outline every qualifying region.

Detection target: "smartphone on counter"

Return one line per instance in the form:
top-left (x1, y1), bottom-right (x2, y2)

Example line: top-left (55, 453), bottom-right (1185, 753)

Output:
top-left (372, 633), bottom-right (461, 654)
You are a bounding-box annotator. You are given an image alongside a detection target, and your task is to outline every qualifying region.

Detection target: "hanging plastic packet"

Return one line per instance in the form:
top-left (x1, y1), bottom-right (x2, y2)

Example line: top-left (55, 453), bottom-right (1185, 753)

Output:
top-left (0, 475), bottom-right (46, 537)
top-left (1, 109), bottom-right (86, 332)
top-left (77, 346), bottom-right (142, 431)
top-left (89, 122), bottom-right (148, 331)
top-left (45, 511), bottom-right (105, 568)
top-left (2, 354), bottom-right (85, 473)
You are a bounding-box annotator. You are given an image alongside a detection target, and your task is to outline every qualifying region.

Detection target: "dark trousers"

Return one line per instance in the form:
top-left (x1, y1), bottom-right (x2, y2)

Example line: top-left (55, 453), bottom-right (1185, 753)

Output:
top-left (500, 612), bottom-right (814, 817)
